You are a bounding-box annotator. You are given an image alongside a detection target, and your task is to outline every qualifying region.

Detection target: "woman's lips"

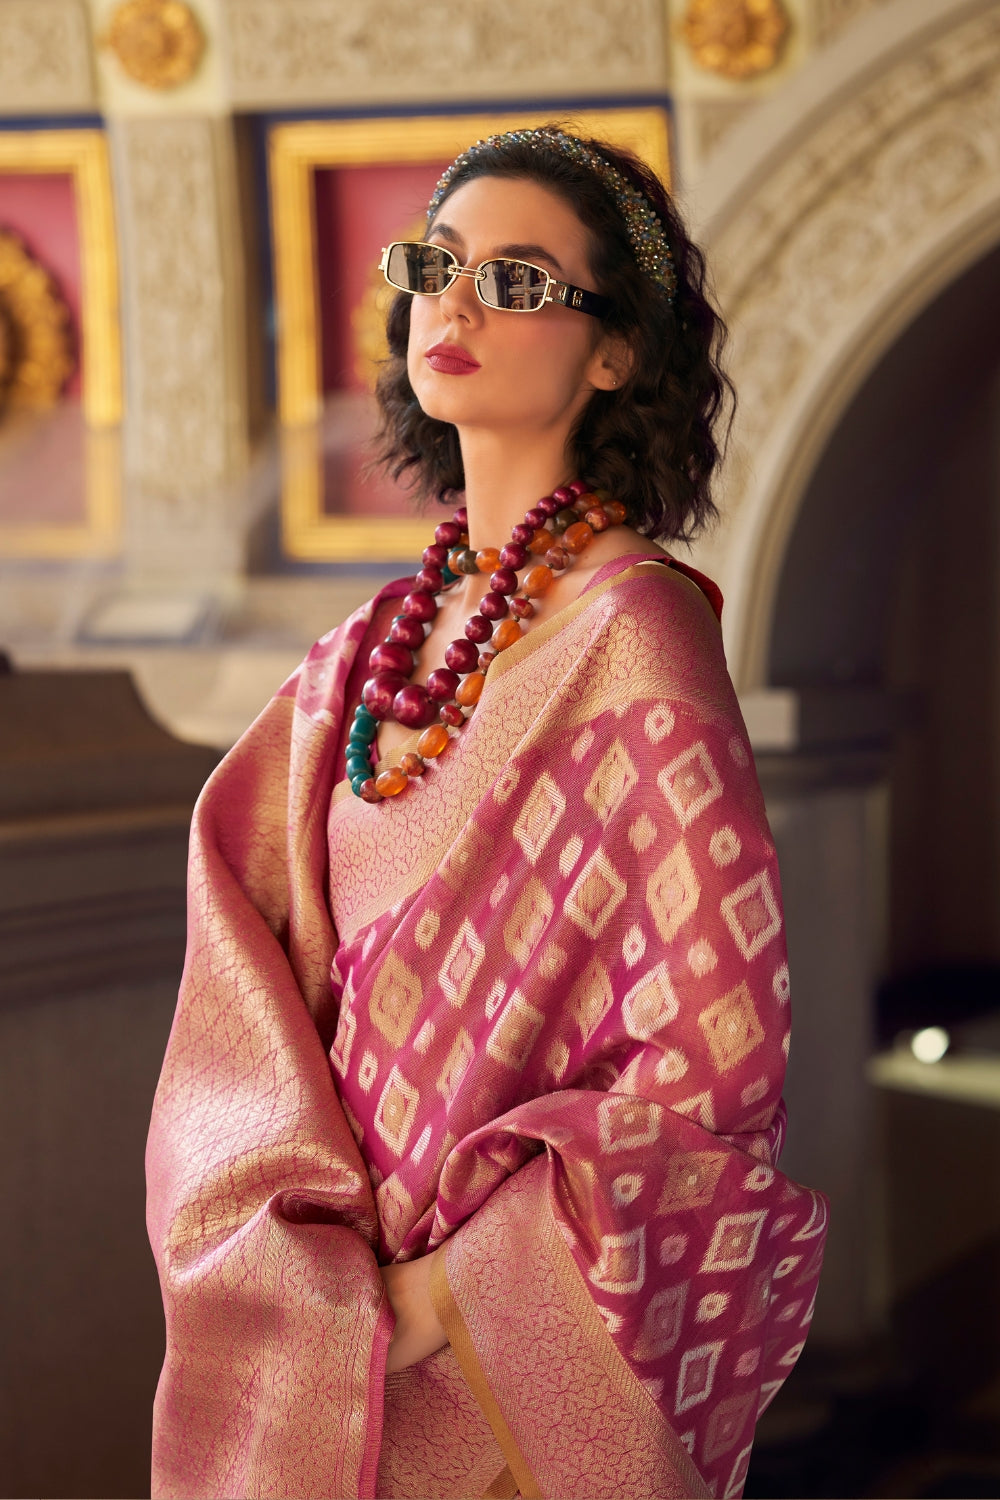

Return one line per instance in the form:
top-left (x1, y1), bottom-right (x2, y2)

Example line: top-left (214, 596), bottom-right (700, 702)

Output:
top-left (425, 344), bottom-right (480, 375)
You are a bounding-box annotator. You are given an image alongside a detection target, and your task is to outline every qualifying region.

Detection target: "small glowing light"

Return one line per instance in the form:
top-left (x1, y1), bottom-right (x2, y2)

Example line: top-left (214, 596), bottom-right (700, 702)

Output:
top-left (911, 1026), bottom-right (950, 1064)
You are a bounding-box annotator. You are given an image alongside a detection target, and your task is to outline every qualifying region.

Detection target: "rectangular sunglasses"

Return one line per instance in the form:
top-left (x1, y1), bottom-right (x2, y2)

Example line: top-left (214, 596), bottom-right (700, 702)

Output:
top-left (380, 240), bottom-right (609, 318)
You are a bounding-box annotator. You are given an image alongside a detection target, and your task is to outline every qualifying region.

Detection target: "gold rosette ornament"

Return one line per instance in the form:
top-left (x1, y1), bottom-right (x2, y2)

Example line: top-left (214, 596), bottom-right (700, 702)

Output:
top-left (0, 229), bottom-right (76, 419)
top-left (681, 0), bottom-right (790, 81)
top-left (104, 0), bottom-right (205, 90)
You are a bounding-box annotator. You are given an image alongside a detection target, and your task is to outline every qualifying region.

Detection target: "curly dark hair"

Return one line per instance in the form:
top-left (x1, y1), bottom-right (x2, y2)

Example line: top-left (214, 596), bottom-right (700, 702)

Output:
top-left (372, 126), bottom-right (732, 542)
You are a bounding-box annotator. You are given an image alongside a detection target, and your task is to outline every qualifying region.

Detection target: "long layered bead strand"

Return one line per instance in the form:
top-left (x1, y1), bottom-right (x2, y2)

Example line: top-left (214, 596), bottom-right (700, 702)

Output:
top-left (350, 481), bottom-right (626, 801)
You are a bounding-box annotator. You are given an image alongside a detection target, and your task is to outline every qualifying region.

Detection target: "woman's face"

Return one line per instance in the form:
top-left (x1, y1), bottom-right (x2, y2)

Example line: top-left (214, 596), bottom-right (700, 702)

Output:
top-left (406, 175), bottom-right (616, 441)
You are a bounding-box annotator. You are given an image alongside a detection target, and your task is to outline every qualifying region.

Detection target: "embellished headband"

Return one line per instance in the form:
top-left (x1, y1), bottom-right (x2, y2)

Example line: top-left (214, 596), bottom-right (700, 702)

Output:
top-left (427, 126), bottom-right (677, 303)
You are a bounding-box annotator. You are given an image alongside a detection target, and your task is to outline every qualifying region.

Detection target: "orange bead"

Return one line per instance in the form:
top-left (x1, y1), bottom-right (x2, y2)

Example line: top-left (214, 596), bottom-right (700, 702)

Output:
top-left (585, 505), bottom-right (610, 532)
top-left (417, 723), bottom-right (450, 758)
top-left (475, 547), bottom-right (501, 573)
top-left (493, 618), bottom-right (523, 651)
top-left (522, 564), bottom-right (554, 598)
top-left (528, 527), bottom-right (551, 554)
top-left (562, 520), bottom-right (594, 554)
top-left (375, 766), bottom-right (408, 797)
top-left (400, 751), bottom-right (425, 777)
top-left (604, 499), bottom-right (627, 524)
top-left (455, 671), bottom-right (485, 706)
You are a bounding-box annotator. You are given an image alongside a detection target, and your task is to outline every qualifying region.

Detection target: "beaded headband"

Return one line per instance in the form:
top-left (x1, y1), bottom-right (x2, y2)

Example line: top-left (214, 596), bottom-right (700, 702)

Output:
top-left (427, 126), bottom-right (677, 303)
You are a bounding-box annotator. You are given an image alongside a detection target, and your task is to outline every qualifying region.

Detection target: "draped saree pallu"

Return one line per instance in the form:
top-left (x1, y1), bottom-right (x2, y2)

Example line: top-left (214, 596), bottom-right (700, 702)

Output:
top-left (147, 556), bottom-right (827, 1500)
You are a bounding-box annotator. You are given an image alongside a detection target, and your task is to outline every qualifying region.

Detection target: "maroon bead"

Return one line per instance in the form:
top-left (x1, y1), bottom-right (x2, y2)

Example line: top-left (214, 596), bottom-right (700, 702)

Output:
top-left (402, 591), bottom-right (436, 622)
top-left (537, 494), bottom-right (561, 517)
top-left (435, 520), bottom-right (462, 547)
top-left (567, 479), bottom-right (588, 496)
top-left (478, 591), bottom-right (509, 621)
top-left (545, 546), bottom-right (569, 570)
top-left (499, 541), bottom-right (527, 569)
top-left (511, 522), bottom-right (535, 545)
top-left (360, 779), bottom-right (382, 803)
top-left (389, 615), bottom-right (425, 649)
top-left (551, 486), bottom-right (574, 504)
top-left (523, 507), bottom-right (546, 529)
top-left (489, 567), bottom-right (518, 595)
top-left (426, 667), bottom-right (460, 702)
top-left (369, 641), bottom-right (414, 676)
top-left (362, 671), bottom-right (408, 720)
top-left (445, 637), bottom-right (479, 673)
top-left (440, 702), bottom-right (465, 727)
top-left (452, 505), bottom-right (468, 529)
top-left (510, 596), bottom-right (536, 619)
top-left (478, 650), bottom-right (497, 671)
top-left (464, 614), bottom-right (493, 643)
top-left (414, 566), bottom-right (444, 593)
top-left (393, 683), bottom-right (438, 729)
top-left (423, 542), bottom-right (448, 568)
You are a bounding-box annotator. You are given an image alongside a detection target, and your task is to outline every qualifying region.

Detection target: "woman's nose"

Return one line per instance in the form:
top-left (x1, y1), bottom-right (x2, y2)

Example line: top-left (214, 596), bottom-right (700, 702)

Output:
top-left (438, 268), bottom-right (482, 322)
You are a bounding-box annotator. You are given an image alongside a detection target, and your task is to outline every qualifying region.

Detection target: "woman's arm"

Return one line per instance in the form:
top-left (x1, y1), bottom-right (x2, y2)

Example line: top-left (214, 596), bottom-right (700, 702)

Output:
top-left (379, 1247), bottom-right (449, 1372)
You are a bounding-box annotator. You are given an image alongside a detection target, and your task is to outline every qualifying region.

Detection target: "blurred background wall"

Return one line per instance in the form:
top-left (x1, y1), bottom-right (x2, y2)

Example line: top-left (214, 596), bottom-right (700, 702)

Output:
top-left (1, 0), bottom-right (999, 1495)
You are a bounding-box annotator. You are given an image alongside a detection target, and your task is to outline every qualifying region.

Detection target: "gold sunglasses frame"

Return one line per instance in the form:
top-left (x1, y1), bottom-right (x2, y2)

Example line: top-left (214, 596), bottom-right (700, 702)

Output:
top-left (379, 240), bottom-right (610, 318)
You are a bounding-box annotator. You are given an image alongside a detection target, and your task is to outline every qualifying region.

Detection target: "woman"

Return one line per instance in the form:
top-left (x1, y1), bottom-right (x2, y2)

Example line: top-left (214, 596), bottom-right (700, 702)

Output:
top-left (147, 126), bottom-right (826, 1500)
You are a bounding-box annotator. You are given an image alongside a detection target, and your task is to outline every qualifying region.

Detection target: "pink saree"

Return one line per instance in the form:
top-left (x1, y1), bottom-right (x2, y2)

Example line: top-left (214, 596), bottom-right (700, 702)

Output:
top-left (147, 555), bottom-right (826, 1500)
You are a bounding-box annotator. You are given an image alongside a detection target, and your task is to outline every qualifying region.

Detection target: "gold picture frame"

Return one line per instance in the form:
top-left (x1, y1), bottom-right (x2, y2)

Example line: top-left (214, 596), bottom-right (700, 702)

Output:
top-left (269, 107), bottom-right (672, 562)
top-left (0, 128), bottom-right (122, 558)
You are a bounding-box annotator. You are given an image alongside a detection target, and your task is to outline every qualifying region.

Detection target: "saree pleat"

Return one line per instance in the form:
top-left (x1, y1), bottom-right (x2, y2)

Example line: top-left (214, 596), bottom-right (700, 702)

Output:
top-left (148, 557), bottom-right (826, 1500)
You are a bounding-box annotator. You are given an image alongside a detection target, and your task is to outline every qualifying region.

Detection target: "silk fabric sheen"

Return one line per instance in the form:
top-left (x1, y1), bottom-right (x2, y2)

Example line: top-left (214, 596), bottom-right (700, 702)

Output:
top-left (147, 556), bottom-right (826, 1499)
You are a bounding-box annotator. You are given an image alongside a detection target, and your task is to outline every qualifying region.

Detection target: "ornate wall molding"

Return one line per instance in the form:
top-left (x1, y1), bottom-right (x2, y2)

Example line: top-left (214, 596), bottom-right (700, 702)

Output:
top-left (685, 0), bottom-right (1000, 687)
top-left (110, 115), bottom-right (248, 582)
top-left (0, 0), bottom-right (96, 113)
top-left (221, 0), bottom-right (667, 106)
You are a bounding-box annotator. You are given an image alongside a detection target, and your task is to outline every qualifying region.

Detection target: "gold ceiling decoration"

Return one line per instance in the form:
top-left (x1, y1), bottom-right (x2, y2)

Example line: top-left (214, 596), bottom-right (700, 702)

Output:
top-left (681, 0), bottom-right (790, 80)
top-left (0, 228), bottom-right (76, 417)
top-left (103, 0), bottom-right (205, 89)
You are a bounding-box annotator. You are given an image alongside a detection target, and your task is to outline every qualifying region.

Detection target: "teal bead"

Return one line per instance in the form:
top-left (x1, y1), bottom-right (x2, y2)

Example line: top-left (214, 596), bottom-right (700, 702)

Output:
top-left (347, 732), bottom-right (373, 754)
top-left (442, 565), bottom-right (459, 584)
top-left (354, 708), bottom-right (376, 736)
top-left (346, 755), bottom-right (372, 781)
top-left (350, 773), bottom-right (369, 797)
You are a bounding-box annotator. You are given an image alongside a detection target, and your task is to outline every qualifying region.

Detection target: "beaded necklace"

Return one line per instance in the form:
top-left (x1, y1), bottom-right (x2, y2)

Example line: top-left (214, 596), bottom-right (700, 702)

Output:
top-left (348, 481), bottom-right (626, 801)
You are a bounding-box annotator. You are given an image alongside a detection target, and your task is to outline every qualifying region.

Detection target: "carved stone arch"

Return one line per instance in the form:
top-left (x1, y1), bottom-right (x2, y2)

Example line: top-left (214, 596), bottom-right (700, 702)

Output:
top-left (686, 0), bottom-right (1000, 689)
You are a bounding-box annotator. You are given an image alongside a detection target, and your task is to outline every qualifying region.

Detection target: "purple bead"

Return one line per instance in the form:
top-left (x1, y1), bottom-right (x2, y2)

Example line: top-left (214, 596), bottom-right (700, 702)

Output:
top-left (423, 542), bottom-right (448, 567)
top-left (499, 542), bottom-right (527, 569)
top-left (435, 520), bottom-right (462, 547)
top-left (537, 494), bottom-right (560, 517)
top-left (414, 566), bottom-right (444, 593)
top-left (362, 671), bottom-right (408, 720)
top-left (393, 683), bottom-right (437, 729)
top-left (390, 615), bottom-right (425, 649)
top-left (402, 591), bottom-right (436, 622)
top-left (489, 567), bottom-right (518, 595)
top-left (552, 486), bottom-right (574, 504)
top-left (511, 522), bottom-right (534, 545)
top-left (426, 667), bottom-right (460, 702)
top-left (453, 506), bottom-right (468, 528)
top-left (369, 641), bottom-right (414, 676)
top-left (464, 615), bottom-right (493, 643)
top-left (523, 507), bottom-right (545, 530)
top-left (479, 591), bottom-right (509, 621)
top-left (567, 479), bottom-right (588, 496)
top-left (445, 638), bottom-right (479, 674)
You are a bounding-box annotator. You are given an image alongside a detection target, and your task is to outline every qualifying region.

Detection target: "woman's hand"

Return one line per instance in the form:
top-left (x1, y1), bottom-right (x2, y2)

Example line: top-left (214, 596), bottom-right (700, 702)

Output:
top-left (379, 1246), bottom-right (449, 1374)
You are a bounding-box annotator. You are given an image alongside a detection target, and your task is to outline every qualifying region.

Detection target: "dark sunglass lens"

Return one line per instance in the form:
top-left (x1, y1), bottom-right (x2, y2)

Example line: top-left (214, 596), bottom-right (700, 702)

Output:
top-left (386, 244), bottom-right (452, 295)
top-left (480, 260), bottom-right (548, 311)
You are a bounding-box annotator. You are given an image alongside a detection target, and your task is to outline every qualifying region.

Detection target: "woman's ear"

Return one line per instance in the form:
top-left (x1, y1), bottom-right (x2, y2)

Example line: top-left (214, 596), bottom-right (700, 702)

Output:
top-left (588, 331), bottom-right (636, 392)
